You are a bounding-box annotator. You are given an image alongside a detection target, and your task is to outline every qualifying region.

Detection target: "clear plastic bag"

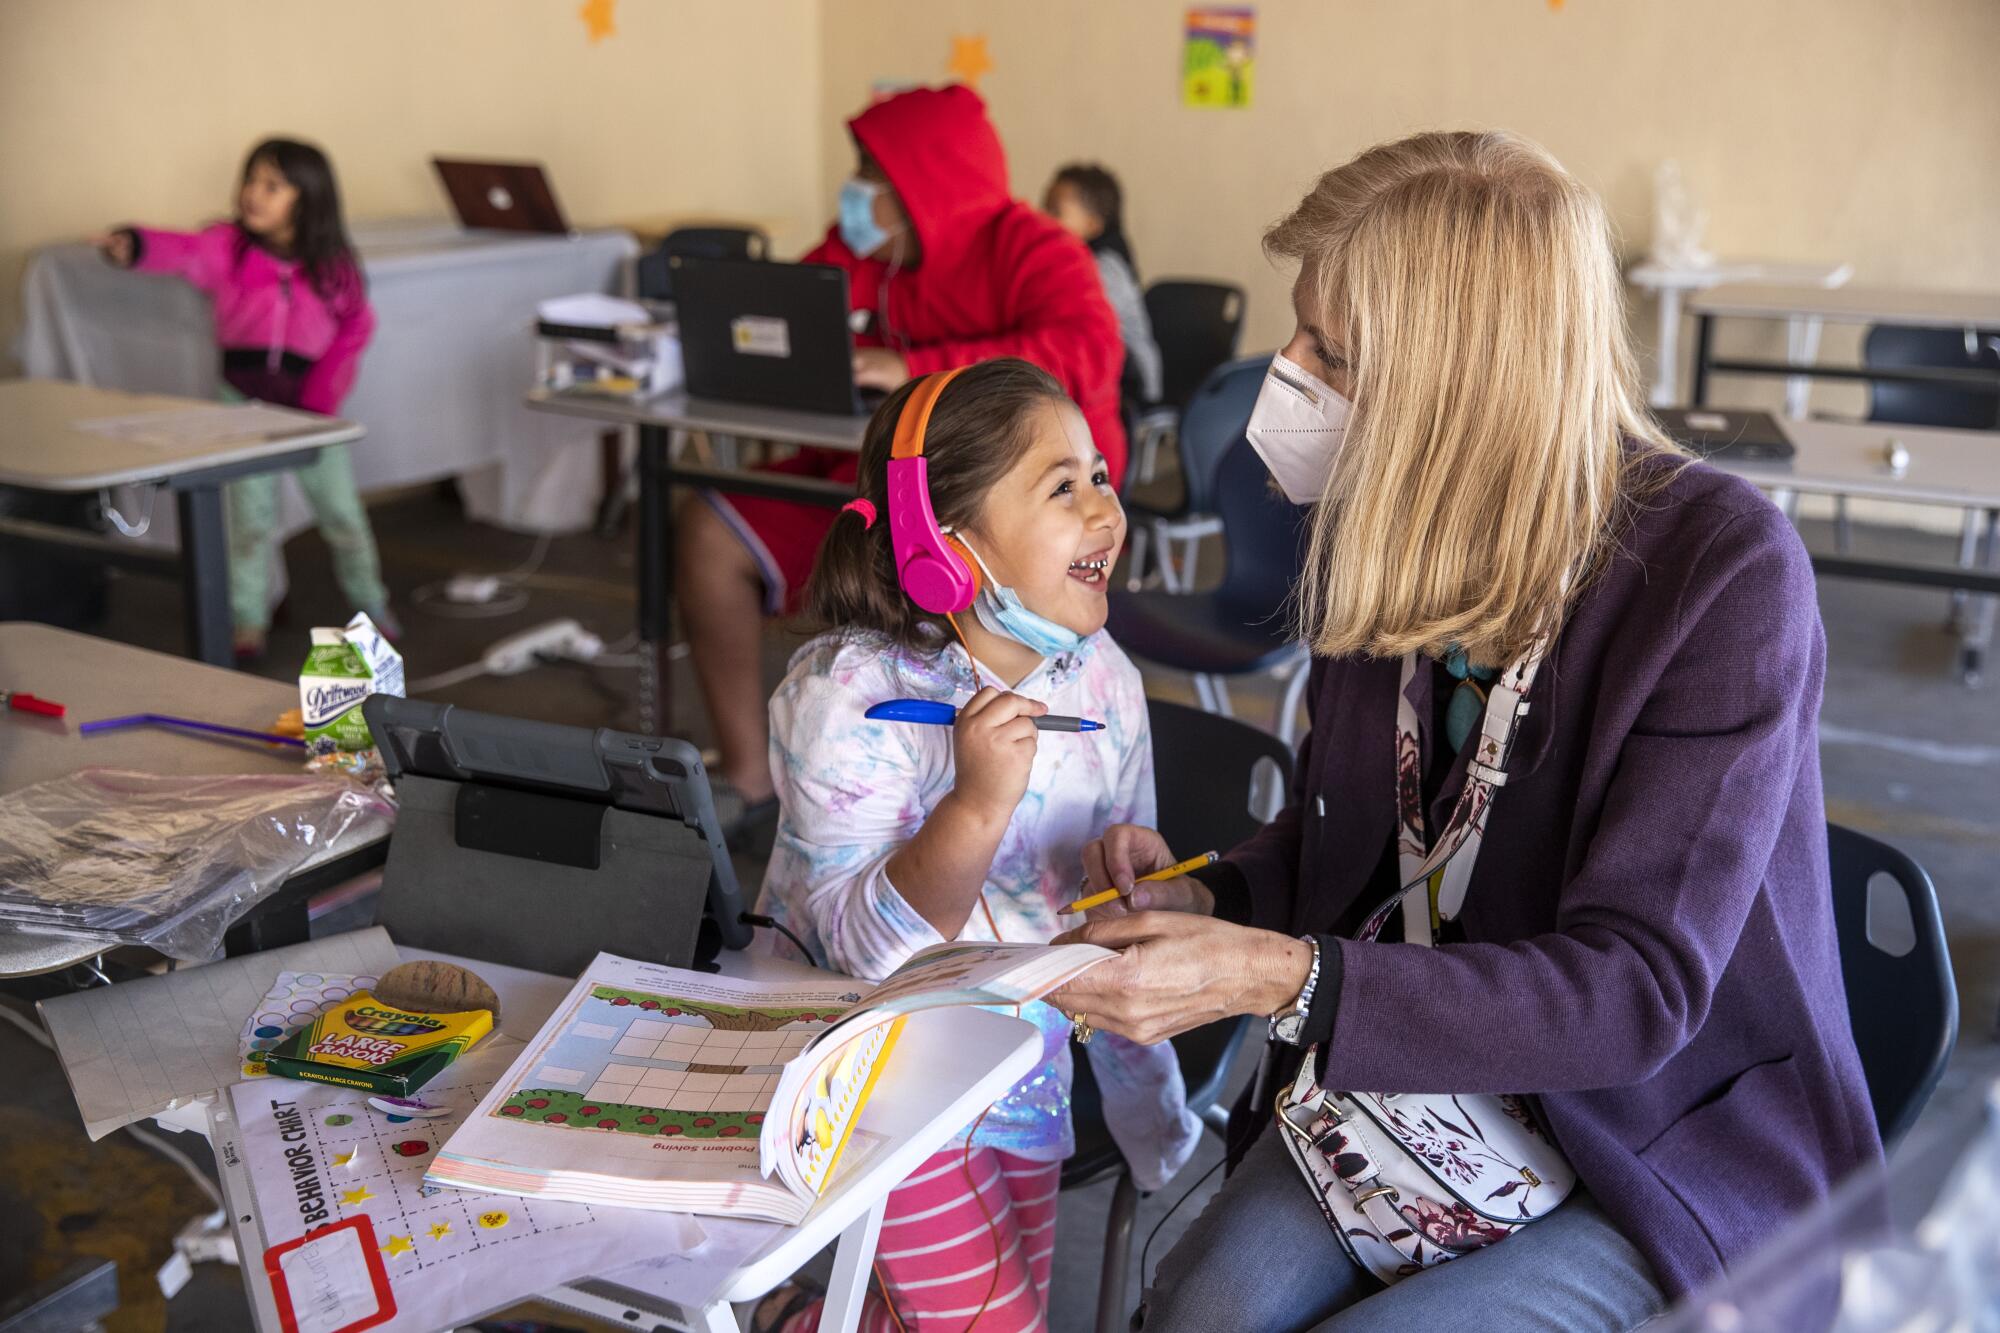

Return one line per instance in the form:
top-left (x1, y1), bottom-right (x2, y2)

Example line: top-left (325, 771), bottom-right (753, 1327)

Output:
top-left (0, 768), bottom-right (393, 961)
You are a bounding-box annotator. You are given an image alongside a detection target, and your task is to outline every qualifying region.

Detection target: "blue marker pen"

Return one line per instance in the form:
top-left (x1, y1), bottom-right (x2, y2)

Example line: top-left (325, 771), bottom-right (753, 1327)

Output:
top-left (864, 698), bottom-right (1104, 733)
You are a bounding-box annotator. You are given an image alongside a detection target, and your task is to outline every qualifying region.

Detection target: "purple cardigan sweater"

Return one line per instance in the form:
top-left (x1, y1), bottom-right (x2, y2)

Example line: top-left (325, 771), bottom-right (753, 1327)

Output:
top-left (1212, 456), bottom-right (1879, 1296)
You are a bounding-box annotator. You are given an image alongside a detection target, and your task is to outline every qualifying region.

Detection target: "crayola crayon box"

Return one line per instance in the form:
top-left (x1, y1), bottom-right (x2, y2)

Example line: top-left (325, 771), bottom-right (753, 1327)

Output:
top-left (264, 992), bottom-right (491, 1096)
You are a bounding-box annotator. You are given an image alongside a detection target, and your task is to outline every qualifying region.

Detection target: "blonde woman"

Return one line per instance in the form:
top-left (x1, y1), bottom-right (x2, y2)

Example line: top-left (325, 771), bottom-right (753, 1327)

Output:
top-left (1050, 132), bottom-right (1878, 1330)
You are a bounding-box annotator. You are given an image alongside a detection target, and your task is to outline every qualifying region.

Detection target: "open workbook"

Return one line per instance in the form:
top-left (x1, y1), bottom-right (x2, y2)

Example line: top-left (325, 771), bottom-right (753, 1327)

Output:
top-left (425, 941), bottom-right (1112, 1224)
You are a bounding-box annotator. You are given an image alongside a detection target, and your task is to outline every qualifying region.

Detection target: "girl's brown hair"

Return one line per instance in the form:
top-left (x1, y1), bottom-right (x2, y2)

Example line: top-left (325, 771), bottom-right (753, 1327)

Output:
top-left (806, 357), bottom-right (1070, 653)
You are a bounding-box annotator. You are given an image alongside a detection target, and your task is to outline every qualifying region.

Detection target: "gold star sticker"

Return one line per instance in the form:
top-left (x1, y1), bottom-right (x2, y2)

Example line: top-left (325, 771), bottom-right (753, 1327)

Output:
top-left (427, 1221), bottom-right (453, 1241)
top-left (339, 1186), bottom-right (374, 1205)
top-left (332, 1150), bottom-right (357, 1168)
top-left (946, 35), bottom-right (993, 89)
top-left (578, 0), bottom-right (616, 43)
top-left (380, 1233), bottom-right (415, 1259)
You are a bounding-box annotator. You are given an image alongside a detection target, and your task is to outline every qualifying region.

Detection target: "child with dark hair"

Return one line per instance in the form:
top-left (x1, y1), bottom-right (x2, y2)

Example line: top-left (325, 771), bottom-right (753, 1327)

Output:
top-left (753, 358), bottom-right (1196, 1333)
top-left (98, 137), bottom-right (390, 659)
top-left (1046, 163), bottom-right (1163, 405)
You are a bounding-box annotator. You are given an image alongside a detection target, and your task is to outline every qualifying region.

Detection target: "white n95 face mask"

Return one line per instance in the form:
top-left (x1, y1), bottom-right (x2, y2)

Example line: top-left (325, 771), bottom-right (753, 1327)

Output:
top-left (1244, 352), bottom-right (1351, 505)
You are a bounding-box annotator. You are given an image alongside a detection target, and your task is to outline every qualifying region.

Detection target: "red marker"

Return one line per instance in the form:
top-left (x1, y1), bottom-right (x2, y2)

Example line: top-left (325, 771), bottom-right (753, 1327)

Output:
top-left (1, 690), bottom-right (65, 719)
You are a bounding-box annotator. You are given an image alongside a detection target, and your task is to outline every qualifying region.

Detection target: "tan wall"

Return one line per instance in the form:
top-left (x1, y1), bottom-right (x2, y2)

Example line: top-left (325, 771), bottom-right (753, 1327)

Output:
top-left (0, 0), bottom-right (827, 366)
top-left (819, 0), bottom-right (2000, 411)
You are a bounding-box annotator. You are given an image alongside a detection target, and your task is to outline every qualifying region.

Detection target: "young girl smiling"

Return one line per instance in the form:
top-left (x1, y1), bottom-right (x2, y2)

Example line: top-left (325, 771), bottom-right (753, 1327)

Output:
top-left (755, 358), bottom-right (1196, 1332)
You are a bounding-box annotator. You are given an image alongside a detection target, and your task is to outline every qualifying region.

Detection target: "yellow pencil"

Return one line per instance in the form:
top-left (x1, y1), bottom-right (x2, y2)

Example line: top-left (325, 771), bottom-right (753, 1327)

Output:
top-left (1060, 851), bottom-right (1219, 914)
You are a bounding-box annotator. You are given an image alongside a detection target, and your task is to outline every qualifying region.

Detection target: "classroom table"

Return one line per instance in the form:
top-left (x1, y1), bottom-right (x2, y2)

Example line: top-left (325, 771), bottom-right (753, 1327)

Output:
top-left (1689, 282), bottom-right (2000, 415)
top-left (0, 379), bottom-right (363, 664)
top-left (1706, 418), bottom-right (2000, 682)
top-left (195, 942), bottom-right (1042, 1333)
top-left (1626, 258), bottom-right (1850, 407)
top-left (525, 388), bottom-right (868, 732)
top-left (16, 223), bottom-right (639, 535)
top-left (0, 623), bottom-right (390, 979)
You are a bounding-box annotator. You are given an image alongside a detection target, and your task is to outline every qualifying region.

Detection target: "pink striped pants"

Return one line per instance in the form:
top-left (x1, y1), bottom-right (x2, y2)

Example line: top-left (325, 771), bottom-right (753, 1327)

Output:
top-left (780, 1147), bottom-right (1061, 1333)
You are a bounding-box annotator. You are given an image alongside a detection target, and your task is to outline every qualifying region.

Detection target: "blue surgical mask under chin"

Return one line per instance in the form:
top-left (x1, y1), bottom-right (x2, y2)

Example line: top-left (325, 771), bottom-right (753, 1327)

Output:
top-left (958, 538), bottom-right (1087, 660)
top-left (838, 178), bottom-right (892, 257)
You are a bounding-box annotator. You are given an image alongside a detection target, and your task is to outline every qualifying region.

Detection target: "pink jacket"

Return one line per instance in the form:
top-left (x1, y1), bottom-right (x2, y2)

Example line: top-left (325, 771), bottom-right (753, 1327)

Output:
top-left (131, 222), bottom-right (374, 415)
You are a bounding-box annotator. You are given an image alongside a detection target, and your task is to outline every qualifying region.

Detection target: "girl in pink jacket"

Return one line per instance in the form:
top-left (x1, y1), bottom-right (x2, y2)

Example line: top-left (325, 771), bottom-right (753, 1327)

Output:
top-left (99, 137), bottom-right (392, 659)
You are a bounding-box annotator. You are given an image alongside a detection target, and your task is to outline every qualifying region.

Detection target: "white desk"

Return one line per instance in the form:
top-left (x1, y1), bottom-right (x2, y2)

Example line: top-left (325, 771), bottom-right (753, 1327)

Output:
top-left (1707, 419), bottom-right (2000, 682)
top-left (0, 624), bottom-right (390, 978)
top-left (526, 388), bottom-right (867, 733)
top-left (0, 379), bottom-right (362, 663)
top-left (526, 387), bottom-right (869, 453)
top-left (16, 224), bottom-right (639, 535)
top-left (1687, 282), bottom-right (2000, 418)
top-left (197, 944), bottom-right (1041, 1333)
top-left (1627, 259), bottom-right (1850, 408)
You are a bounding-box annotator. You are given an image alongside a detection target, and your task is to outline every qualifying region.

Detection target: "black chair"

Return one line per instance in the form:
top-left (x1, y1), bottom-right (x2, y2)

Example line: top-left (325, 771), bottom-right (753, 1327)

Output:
top-left (1862, 324), bottom-right (2000, 619)
top-left (1130, 280), bottom-right (1246, 485)
top-left (634, 225), bottom-right (771, 303)
top-left (1124, 354), bottom-right (1268, 592)
top-left (1864, 325), bottom-right (2000, 431)
top-left (1827, 823), bottom-right (1959, 1146)
top-left (1062, 700), bottom-right (1294, 1333)
top-left (1112, 431), bottom-right (1315, 747)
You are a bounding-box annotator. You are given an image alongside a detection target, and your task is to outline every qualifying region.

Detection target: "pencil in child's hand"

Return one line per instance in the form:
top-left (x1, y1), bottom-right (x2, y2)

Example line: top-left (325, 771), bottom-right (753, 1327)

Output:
top-left (1060, 851), bottom-right (1219, 914)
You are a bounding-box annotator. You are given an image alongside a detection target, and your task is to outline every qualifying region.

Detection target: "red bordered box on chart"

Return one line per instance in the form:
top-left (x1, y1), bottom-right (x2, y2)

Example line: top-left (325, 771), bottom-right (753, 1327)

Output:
top-left (263, 1214), bottom-right (397, 1333)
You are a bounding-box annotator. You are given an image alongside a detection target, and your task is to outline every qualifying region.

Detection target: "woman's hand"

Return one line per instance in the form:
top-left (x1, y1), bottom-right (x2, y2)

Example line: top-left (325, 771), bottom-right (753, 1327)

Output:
top-left (950, 687), bottom-right (1045, 824)
top-left (1079, 824), bottom-right (1213, 918)
top-left (852, 347), bottom-right (910, 390)
top-left (93, 231), bottom-right (134, 268)
top-left (1048, 913), bottom-right (1314, 1046)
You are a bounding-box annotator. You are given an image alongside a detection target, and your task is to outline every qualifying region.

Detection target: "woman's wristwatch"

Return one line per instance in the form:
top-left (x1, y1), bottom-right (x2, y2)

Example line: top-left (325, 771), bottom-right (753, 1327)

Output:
top-left (1268, 935), bottom-right (1321, 1045)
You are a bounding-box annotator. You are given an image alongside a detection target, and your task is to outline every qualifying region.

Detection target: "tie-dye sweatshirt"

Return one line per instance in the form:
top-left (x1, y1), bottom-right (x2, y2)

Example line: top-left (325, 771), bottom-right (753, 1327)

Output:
top-left (756, 627), bottom-right (1201, 1190)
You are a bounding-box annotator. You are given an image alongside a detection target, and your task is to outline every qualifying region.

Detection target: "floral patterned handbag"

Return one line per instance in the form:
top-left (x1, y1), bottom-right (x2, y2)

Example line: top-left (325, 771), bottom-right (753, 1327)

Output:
top-left (1274, 643), bottom-right (1577, 1285)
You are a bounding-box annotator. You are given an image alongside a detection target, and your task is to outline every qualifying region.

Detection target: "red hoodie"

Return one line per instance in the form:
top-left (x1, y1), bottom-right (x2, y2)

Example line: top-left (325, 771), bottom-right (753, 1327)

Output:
top-left (806, 85), bottom-right (1128, 484)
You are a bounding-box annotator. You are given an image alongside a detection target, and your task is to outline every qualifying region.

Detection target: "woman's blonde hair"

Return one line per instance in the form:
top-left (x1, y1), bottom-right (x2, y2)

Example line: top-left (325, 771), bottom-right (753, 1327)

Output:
top-left (1267, 130), bottom-right (1678, 667)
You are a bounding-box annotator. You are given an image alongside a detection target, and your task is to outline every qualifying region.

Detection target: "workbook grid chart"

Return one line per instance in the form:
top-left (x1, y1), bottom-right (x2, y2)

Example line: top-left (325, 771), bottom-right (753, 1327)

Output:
top-left (586, 1020), bottom-right (812, 1110)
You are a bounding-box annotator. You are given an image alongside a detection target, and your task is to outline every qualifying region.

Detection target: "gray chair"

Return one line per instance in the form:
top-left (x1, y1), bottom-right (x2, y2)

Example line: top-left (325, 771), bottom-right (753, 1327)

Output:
top-left (1124, 354), bottom-right (1268, 594)
top-left (1111, 430), bottom-right (1315, 748)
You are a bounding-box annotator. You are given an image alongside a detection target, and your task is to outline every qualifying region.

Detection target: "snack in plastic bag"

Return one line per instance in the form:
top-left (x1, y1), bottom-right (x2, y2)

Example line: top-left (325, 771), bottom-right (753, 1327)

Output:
top-left (0, 768), bottom-right (393, 961)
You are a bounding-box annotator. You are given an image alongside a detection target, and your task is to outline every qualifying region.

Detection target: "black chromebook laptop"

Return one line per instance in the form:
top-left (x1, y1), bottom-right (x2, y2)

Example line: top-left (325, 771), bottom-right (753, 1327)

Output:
top-left (1652, 408), bottom-right (1796, 464)
top-left (672, 257), bottom-right (883, 415)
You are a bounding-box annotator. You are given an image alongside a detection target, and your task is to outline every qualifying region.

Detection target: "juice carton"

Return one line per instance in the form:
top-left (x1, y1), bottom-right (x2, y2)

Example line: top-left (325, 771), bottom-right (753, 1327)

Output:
top-left (299, 612), bottom-right (405, 753)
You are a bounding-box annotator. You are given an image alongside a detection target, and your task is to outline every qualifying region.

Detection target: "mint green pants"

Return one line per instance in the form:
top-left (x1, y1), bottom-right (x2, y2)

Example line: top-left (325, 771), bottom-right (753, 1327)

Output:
top-left (226, 444), bottom-right (387, 634)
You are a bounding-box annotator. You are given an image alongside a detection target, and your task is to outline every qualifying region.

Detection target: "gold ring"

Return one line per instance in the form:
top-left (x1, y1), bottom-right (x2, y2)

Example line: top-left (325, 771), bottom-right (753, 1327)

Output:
top-left (1071, 1016), bottom-right (1095, 1045)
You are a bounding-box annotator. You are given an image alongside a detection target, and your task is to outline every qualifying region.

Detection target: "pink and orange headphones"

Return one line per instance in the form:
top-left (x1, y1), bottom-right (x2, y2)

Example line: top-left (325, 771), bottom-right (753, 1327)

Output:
top-left (844, 367), bottom-right (983, 615)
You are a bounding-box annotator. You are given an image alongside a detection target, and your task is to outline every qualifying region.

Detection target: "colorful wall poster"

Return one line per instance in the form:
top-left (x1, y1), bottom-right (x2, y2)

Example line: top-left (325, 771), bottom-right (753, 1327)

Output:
top-left (1184, 7), bottom-right (1255, 109)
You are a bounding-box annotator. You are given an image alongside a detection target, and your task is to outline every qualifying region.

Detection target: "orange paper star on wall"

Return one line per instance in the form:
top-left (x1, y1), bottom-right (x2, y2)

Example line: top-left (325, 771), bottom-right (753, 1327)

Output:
top-left (947, 35), bottom-right (993, 89)
top-left (580, 0), bottom-right (616, 43)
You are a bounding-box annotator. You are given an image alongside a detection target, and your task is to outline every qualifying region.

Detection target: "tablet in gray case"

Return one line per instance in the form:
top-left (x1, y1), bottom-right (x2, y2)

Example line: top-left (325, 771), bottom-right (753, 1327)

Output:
top-left (363, 696), bottom-right (752, 977)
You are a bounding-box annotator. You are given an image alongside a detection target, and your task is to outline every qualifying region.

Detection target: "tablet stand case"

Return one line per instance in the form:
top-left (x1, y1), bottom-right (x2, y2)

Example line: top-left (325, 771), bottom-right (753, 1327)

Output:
top-left (363, 696), bottom-right (751, 978)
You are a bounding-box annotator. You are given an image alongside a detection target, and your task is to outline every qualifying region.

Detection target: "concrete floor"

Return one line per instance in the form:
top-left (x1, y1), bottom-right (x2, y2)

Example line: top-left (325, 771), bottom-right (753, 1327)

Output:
top-left (2, 477), bottom-right (1995, 1331)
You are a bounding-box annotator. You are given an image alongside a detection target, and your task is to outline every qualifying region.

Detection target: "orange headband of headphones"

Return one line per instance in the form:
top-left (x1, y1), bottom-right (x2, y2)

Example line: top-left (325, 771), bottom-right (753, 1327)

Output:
top-left (890, 365), bottom-right (968, 462)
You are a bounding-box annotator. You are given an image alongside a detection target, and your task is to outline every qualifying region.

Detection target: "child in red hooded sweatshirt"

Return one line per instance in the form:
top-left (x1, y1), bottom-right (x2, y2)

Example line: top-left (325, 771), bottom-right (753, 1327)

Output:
top-left (677, 85), bottom-right (1126, 825)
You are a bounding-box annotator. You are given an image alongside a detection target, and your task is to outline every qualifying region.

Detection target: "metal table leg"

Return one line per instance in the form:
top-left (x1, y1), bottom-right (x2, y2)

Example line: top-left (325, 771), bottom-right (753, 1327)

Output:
top-left (1691, 313), bottom-right (1714, 407)
top-left (176, 483), bottom-right (233, 666)
top-left (636, 424), bottom-right (675, 735)
top-left (819, 1197), bottom-right (888, 1333)
top-left (1962, 509), bottom-right (1999, 687)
